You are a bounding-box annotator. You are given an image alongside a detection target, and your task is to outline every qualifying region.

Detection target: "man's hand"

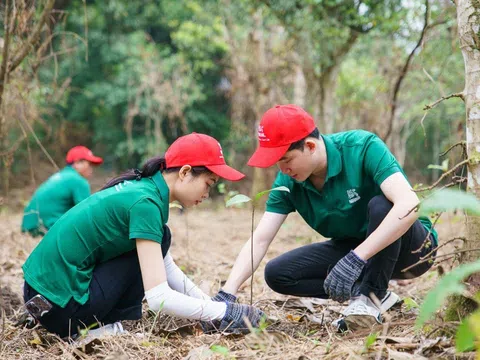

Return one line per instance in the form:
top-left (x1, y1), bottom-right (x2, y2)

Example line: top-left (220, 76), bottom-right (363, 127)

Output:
top-left (324, 250), bottom-right (366, 303)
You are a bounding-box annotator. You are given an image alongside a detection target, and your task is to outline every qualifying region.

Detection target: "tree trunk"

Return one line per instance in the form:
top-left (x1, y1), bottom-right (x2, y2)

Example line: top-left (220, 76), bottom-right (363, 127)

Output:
top-left (460, 0), bottom-right (480, 268)
top-left (446, 0), bottom-right (480, 319)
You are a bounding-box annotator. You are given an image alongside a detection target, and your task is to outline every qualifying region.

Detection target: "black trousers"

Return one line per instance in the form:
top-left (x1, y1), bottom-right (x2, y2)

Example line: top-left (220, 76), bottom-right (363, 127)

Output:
top-left (264, 195), bottom-right (436, 300)
top-left (23, 226), bottom-right (171, 338)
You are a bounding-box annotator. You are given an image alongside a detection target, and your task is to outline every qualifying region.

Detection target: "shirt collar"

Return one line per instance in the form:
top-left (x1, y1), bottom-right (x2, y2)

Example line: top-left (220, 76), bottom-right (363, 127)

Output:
top-left (152, 171), bottom-right (170, 222)
top-left (322, 134), bottom-right (342, 183)
top-left (298, 134), bottom-right (342, 191)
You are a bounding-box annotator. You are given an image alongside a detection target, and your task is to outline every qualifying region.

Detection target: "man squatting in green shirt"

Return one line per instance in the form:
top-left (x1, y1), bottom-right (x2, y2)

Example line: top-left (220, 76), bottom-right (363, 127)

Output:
top-left (21, 146), bottom-right (103, 237)
top-left (216, 105), bottom-right (438, 331)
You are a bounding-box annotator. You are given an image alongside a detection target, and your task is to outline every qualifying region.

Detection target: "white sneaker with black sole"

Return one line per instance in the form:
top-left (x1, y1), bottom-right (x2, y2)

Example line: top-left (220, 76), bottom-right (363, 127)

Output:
top-left (332, 291), bottom-right (401, 332)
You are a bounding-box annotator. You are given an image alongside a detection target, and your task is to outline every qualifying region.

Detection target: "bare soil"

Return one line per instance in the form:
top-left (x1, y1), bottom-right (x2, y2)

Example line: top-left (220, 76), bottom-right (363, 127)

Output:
top-left (0, 206), bottom-right (470, 359)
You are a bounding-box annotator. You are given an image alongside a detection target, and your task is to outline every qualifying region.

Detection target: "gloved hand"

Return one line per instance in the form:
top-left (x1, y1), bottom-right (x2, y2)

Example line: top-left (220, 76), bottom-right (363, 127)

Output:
top-left (200, 289), bottom-right (238, 333)
top-left (218, 302), bottom-right (265, 334)
top-left (324, 250), bottom-right (366, 303)
top-left (202, 302), bottom-right (265, 334)
top-left (211, 289), bottom-right (237, 303)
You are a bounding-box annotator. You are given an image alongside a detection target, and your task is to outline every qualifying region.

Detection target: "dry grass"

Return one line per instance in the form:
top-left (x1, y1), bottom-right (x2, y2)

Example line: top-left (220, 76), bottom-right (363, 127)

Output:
top-left (0, 206), bottom-right (471, 359)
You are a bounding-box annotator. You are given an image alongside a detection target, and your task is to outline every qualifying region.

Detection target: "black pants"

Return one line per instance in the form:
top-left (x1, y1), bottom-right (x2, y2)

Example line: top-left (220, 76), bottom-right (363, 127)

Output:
top-left (264, 195), bottom-right (436, 300)
top-left (23, 226), bottom-right (171, 338)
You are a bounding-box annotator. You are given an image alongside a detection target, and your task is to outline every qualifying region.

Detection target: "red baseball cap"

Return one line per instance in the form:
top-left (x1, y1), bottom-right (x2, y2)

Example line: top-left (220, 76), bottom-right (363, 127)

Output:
top-left (165, 133), bottom-right (245, 181)
top-left (247, 105), bottom-right (316, 168)
top-left (66, 146), bottom-right (103, 164)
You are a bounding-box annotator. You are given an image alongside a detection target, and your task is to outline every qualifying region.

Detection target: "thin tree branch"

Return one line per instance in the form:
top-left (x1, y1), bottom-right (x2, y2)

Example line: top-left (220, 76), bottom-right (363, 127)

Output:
top-left (414, 158), bottom-right (470, 192)
top-left (8, 0), bottom-right (56, 73)
top-left (383, 0), bottom-right (429, 142)
top-left (0, 0), bottom-right (12, 102)
top-left (423, 92), bottom-right (465, 110)
top-left (0, 134), bottom-right (26, 156)
top-left (402, 247), bottom-right (480, 273)
top-left (439, 141), bottom-right (467, 157)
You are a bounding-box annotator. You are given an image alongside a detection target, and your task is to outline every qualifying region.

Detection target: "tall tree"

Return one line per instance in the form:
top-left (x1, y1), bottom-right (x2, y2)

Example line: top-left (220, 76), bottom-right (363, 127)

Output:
top-left (458, 0), bottom-right (480, 273)
top-left (0, 0), bottom-right (56, 198)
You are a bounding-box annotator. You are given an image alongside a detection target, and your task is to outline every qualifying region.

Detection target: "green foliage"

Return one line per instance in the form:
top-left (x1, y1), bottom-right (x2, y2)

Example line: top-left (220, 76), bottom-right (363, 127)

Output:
top-left (225, 186), bottom-right (290, 207)
top-left (419, 189), bottom-right (480, 216)
top-left (417, 260), bottom-right (480, 327)
top-left (363, 332), bottom-right (379, 353)
top-left (455, 318), bottom-right (476, 352)
top-left (210, 345), bottom-right (231, 357)
top-left (403, 297), bottom-right (419, 311)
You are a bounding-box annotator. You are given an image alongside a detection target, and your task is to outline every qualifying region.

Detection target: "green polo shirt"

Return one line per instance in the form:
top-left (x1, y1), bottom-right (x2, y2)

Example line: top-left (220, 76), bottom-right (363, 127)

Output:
top-left (266, 130), bottom-right (437, 245)
top-left (21, 166), bottom-right (91, 234)
top-left (22, 171), bottom-right (170, 308)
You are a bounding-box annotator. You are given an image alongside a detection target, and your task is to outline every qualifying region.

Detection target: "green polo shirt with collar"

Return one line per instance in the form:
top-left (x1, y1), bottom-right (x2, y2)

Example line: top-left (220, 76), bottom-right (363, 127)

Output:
top-left (21, 166), bottom-right (91, 234)
top-left (266, 130), bottom-right (437, 245)
top-left (22, 171), bottom-right (170, 308)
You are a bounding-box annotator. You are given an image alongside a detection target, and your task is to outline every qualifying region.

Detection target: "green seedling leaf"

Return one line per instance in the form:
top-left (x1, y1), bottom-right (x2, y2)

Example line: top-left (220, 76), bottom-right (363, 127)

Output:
top-left (419, 189), bottom-right (480, 216)
top-left (417, 260), bottom-right (480, 327)
top-left (403, 297), bottom-right (419, 311)
top-left (254, 186), bottom-right (290, 202)
top-left (363, 332), bottom-right (378, 352)
top-left (455, 317), bottom-right (476, 352)
top-left (226, 194), bottom-right (252, 207)
top-left (210, 345), bottom-right (230, 356)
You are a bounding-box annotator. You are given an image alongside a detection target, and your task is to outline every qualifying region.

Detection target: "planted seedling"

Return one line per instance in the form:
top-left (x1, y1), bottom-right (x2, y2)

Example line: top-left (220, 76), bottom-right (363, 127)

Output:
top-left (226, 186), bottom-right (290, 304)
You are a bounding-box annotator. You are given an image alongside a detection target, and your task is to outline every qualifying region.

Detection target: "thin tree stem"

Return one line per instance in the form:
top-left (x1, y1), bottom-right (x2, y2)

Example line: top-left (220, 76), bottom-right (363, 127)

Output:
top-left (251, 206), bottom-right (255, 306)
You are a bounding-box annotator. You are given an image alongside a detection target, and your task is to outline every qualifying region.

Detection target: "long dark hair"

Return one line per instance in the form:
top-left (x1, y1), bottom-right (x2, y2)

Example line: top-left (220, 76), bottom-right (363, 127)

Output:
top-left (102, 156), bottom-right (212, 190)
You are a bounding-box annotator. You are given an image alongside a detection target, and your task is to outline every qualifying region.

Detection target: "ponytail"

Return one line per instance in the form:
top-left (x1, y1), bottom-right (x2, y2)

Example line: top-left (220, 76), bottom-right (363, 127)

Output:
top-left (102, 156), bottom-right (213, 190)
top-left (102, 156), bottom-right (166, 190)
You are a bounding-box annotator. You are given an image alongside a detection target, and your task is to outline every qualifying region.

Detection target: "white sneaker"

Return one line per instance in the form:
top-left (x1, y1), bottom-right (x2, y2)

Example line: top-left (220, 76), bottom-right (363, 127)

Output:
top-left (76, 322), bottom-right (127, 344)
top-left (332, 291), bottom-right (401, 332)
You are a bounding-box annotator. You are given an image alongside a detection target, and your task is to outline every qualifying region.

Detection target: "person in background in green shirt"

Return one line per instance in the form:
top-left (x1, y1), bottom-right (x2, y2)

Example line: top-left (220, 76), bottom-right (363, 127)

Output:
top-left (215, 105), bottom-right (438, 332)
top-left (21, 146), bottom-right (103, 237)
top-left (22, 133), bottom-right (264, 341)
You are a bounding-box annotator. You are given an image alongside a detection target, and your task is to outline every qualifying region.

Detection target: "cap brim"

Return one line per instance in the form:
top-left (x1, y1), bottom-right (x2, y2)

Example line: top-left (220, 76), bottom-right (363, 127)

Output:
top-left (247, 144), bottom-right (290, 168)
top-left (84, 155), bottom-right (103, 164)
top-left (206, 164), bottom-right (245, 181)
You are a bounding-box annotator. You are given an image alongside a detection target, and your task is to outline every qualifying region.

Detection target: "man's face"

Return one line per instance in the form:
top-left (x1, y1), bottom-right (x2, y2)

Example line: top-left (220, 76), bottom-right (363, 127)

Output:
top-left (74, 160), bottom-right (94, 178)
top-left (276, 143), bottom-right (316, 182)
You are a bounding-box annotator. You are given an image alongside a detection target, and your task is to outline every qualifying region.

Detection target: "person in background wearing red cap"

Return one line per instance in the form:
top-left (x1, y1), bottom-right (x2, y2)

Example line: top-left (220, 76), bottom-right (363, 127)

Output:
top-left (21, 133), bottom-right (264, 341)
top-left (21, 146), bottom-right (103, 237)
top-left (217, 105), bottom-right (438, 332)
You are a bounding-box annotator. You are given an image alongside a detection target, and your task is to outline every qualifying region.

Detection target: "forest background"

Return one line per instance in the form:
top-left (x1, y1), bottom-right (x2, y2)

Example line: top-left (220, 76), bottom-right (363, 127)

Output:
top-left (0, 0), bottom-right (465, 206)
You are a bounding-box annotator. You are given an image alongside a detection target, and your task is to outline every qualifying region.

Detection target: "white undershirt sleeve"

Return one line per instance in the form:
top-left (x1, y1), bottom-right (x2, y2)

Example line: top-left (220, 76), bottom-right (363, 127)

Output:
top-left (145, 281), bottom-right (227, 321)
top-left (163, 252), bottom-right (210, 300)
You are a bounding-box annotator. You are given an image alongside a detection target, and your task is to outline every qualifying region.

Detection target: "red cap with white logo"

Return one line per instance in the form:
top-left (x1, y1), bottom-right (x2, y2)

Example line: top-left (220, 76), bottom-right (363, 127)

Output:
top-left (66, 146), bottom-right (103, 164)
top-left (247, 104), bottom-right (316, 168)
top-left (166, 133), bottom-right (245, 181)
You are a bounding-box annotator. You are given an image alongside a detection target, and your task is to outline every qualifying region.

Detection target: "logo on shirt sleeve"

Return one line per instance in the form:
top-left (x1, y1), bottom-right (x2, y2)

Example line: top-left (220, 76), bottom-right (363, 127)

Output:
top-left (347, 189), bottom-right (361, 204)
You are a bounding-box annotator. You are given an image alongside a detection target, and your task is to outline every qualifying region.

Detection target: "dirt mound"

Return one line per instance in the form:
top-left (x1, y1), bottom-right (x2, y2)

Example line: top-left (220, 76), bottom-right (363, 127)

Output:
top-left (0, 285), bottom-right (23, 317)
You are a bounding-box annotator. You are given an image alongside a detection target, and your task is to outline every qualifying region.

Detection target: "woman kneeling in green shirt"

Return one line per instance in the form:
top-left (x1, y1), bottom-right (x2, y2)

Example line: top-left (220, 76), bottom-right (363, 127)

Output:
top-left (22, 133), bottom-right (263, 339)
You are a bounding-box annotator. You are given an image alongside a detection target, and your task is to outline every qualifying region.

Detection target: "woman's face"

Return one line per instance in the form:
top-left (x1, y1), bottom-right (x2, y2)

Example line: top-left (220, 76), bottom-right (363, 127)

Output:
top-left (174, 167), bottom-right (219, 208)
